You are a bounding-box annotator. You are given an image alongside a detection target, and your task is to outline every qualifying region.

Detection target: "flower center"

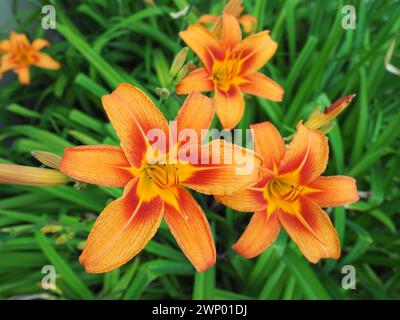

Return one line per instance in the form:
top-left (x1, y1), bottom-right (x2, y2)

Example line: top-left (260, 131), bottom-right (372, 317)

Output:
top-left (265, 179), bottom-right (304, 203)
top-left (143, 163), bottom-right (179, 189)
top-left (13, 49), bottom-right (35, 65)
top-left (212, 52), bottom-right (242, 91)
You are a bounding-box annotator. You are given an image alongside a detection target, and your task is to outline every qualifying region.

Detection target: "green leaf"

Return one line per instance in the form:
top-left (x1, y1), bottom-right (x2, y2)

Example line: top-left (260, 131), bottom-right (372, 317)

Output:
top-left (35, 231), bottom-right (95, 299)
top-left (193, 267), bottom-right (215, 300)
top-left (283, 247), bottom-right (331, 300)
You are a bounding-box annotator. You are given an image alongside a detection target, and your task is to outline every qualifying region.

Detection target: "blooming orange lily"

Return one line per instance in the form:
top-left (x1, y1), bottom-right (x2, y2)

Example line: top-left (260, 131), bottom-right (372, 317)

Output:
top-left (199, 0), bottom-right (257, 34)
top-left (0, 32), bottom-right (60, 85)
top-left (215, 121), bottom-right (359, 263)
top-left (176, 14), bottom-right (284, 129)
top-left (59, 83), bottom-right (262, 273)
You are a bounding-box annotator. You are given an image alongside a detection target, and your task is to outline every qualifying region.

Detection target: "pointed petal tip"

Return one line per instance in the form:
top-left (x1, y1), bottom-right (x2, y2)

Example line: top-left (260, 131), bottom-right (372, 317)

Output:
top-left (307, 246), bottom-right (341, 264)
top-left (79, 254), bottom-right (108, 274)
top-left (324, 94), bottom-right (355, 115)
top-left (232, 242), bottom-right (258, 259)
top-left (163, 187), bottom-right (216, 272)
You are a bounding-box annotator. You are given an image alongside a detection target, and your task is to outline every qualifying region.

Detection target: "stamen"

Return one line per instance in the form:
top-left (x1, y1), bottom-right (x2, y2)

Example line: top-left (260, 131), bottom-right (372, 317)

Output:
top-left (266, 179), bottom-right (304, 203)
top-left (143, 163), bottom-right (179, 189)
top-left (212, 51), bottom-right (243, 90)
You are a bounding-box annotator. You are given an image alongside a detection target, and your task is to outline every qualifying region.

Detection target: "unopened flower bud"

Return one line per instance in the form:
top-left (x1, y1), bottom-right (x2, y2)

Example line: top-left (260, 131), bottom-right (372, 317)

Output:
top-left (55, 232), bottom-right (74, 245)
top-left (0, 164), bottom-right (70, 186)
top-left (170, 47), bottom-right (188, 77)
top-left (41, 224), bottom-right (64, 234)
top-left (155, 87), bottom-right (170, 98)
top-left (304, 94), bottom-right (355, 132)
top-left (31, 150), bottom-right (62, 169)
top-left (175, 64), bottom-right (189, 81)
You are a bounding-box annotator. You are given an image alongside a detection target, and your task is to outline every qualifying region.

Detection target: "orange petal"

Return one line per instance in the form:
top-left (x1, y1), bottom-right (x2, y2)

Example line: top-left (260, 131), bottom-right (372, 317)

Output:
top-left (180, 139), bottom-right (262, 195)
top-left (32, 38), bottom-right (49, 51)
top-left (198, 14), bottom-right (218, 25)
top-left (16, 67), bottom-right (30, 85)
top-left (163, 186), bottom-right (216, 272)
top-left (179, 24), bottom-right (224, 71)
top-left (233, 211), bottom-right (281, 258)
top-left (0, 53), bottom-right (14, 75)
top-left (239, 14), bottom-right (257, 34)
top-left (80, 179), bottom-right (164, 273)
top-left (215, 85), bottom-right (244, 129)
top-left (34, 52), bottom-right (60, 70)
top-left (307, 176), bottom-right (359, 207)
top-left (240, 72), bottom-right (284, 102)
top-left (101, 84), bottom-right (169, 168)
top-left (10, 32), bottom-right (29, 48)
top-left (279, 122), bottom-right (329, 184)
top-left (214, 176), bottom-right (269, 212)
top-left (251, 121), bottom-right (286, 170)
top-left (234, 30), bottom-right (277, 76)
top-left (176, 67), bottom-right (213, 94)
top-left (0, 164), bottom-right (69, 186)
top-left (0, 40), bottom-right (11, 52)
top-left (221, 14), bottom-right (242, 48)
top-left (278, 197), bottom-right (340, 263)
top-left (60, 145), bottom-right (133, 187)
top-left (175, 93), bottom-right (216, 143)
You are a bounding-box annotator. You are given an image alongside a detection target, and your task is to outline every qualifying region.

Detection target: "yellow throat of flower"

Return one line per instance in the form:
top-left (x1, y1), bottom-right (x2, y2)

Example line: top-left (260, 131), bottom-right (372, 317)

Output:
top-left (212, 52), bottom-right (243, 91)
top-left (143, 163), bottom-right (180, 189)
top-left (266, 179), bottom-right (304, 203)
top-left (13, 45), bottom-right (35, 66)
top-left (263, 177), bottom-right (310, 216)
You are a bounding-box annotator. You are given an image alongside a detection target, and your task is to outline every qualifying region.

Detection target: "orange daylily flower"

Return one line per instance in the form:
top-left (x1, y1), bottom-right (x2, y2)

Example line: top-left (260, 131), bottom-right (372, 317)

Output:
top-left (215, 121), bottom-right (359, 263)
top-left (199, 0), bottom-right (257, 34)
top-left (0, 32), bottom-right (60, 85)
top-left (176, 14), bottom-right (284, 129)
top-left (59, 83), bottom-right (262, 273)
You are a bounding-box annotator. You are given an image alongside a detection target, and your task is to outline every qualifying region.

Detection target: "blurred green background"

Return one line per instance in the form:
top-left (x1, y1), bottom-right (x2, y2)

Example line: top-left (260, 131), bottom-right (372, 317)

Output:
top-left (0, 0), bottom-right (399, 300)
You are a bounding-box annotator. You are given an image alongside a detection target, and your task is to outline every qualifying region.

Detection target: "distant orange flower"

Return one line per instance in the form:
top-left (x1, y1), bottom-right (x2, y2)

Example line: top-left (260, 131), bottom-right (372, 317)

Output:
top-left (216, 121), bottom-right (359, 263)
top-left (177, 14), bottom-right (284, 129)
top-left (0, 32), bottom-right (60, 85)
top-left (60, 83), bottom-right (261, 273)
top-left (199, 0), bottom-right (257, 34)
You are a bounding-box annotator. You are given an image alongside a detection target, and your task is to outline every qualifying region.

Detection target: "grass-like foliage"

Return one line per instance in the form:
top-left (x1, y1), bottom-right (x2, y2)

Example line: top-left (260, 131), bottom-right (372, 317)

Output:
top-left (0, 0), bottom-right (399, 300)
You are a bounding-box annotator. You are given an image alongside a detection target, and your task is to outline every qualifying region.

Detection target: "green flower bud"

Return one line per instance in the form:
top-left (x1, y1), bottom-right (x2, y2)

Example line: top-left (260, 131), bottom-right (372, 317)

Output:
top-left (170, 47), bottom-right (188, 77)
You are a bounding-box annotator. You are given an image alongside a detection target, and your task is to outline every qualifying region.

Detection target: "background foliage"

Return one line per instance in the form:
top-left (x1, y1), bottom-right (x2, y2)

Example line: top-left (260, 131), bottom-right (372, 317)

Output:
top-left (0, 0), bottom-right (399, 300)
